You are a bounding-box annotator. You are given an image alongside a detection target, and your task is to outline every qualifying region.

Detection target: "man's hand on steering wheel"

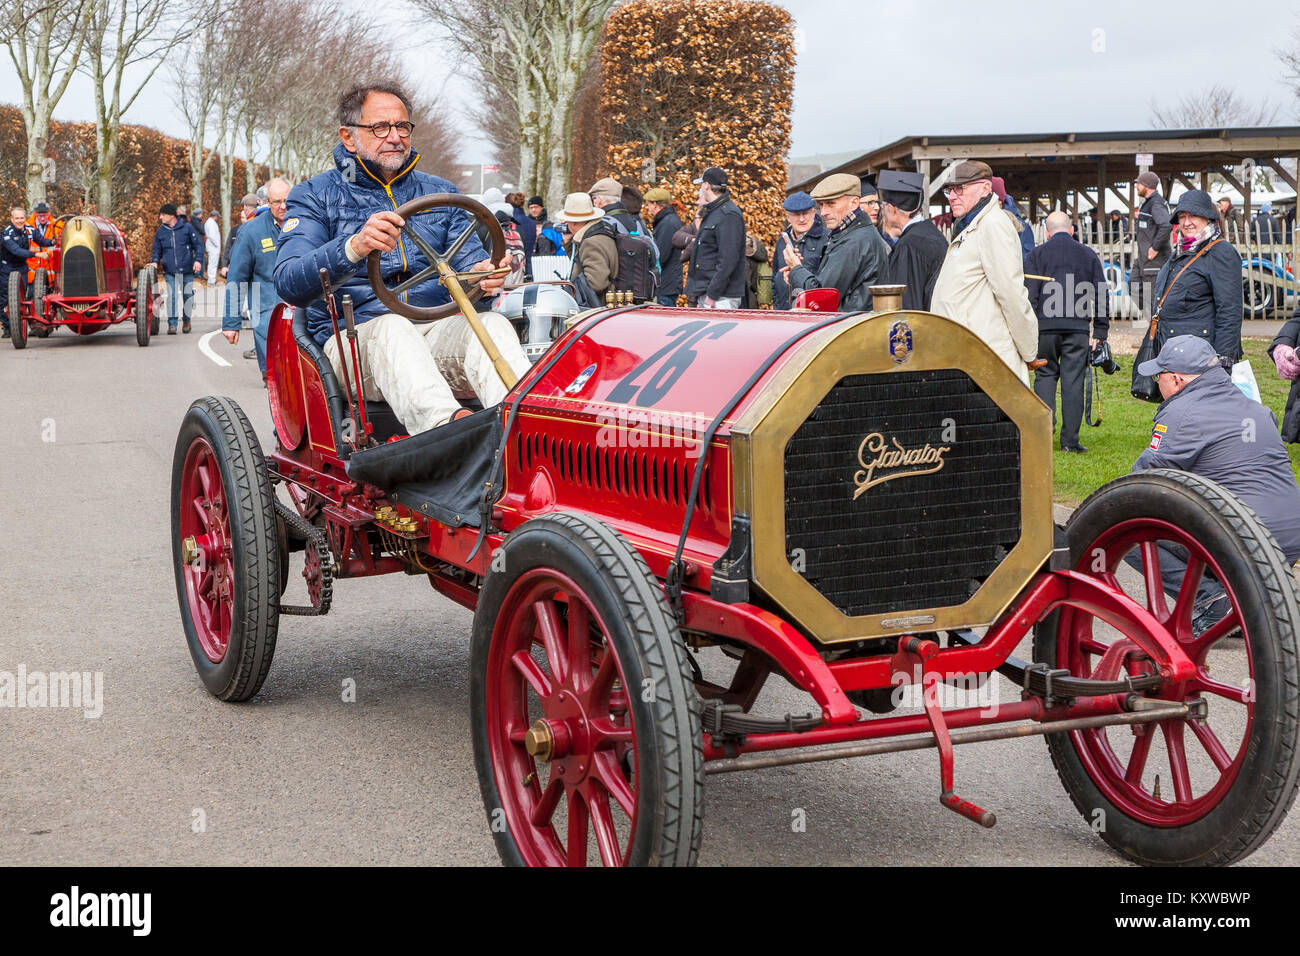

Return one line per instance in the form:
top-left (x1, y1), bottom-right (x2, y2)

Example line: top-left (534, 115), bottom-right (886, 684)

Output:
top-left (473, 255), bottom-right (511, 297)
top-left (348, 210), bottom-right (405, 258)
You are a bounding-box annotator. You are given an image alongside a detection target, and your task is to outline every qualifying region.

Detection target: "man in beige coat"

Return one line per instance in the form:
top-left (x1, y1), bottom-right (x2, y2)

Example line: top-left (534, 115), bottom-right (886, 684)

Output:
top-left (930, 161), bottom-right (1039, 385)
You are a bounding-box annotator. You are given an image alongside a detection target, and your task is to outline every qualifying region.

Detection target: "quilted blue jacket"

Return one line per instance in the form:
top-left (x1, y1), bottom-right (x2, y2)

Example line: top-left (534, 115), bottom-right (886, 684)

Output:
top-left (274, 143), bottom-right (487, 345)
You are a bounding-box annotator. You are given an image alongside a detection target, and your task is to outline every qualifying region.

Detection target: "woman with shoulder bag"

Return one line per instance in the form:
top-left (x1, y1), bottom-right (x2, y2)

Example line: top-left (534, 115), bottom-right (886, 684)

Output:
top-left (1132, 189), bottom-right (1241, 401)
top-left (1151, 189), bottom-right (1242, 362)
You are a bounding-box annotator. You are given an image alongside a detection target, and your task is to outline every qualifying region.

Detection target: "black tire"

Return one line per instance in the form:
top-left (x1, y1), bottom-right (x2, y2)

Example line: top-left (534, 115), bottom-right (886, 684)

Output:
top-left (148, 267), bottom-right (160, 335)
top-left (1034, 469), bottom-right (1300, 865)
top-left (470, 511), bottom-right (704, 866)
top-left (171, 396), bottom-right (280, 702)
top-left (8, 271), bottom-right (26, 349)
top-left (135, 267), bottom-right (152, 347)
top-left (1242, 273), bottom-right (1273, 319)
top-left (29, 269), bottom-right (50, 337)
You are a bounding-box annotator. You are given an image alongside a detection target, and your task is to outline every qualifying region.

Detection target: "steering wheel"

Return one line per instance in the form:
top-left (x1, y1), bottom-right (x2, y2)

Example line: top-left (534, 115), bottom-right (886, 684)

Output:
top-left (367, 193), bottom-right (506, 322)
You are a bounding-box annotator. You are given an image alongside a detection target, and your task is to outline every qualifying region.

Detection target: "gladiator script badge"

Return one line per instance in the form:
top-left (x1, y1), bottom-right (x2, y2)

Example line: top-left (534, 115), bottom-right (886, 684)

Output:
top-left (853, 433), bottom-right (950, 498)
top-left (888, 319), bottom-right (912, 366)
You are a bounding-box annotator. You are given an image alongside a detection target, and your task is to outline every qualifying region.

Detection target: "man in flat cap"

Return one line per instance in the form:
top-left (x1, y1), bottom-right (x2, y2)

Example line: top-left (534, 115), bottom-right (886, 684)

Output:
top-left (1131, 170), bottom-right (1172, 318)
top-left (930, 161), bottom-right (1039, 384)
top-left (644, 187), bottom-right (684, 306)
top-left (878, 170), bottom-right (945, 311)
top-left (772, 191), bottom-right (827, 310)
top-left (783, 172), bottom-right (889, 312)
top-left (687, 166), bottom-right (747, 308)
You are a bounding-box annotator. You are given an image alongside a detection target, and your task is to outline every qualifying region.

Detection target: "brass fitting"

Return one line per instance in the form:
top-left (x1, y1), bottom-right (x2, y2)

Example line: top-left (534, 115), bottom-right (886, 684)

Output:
top-left (181, 536), bottom-right (201, 565)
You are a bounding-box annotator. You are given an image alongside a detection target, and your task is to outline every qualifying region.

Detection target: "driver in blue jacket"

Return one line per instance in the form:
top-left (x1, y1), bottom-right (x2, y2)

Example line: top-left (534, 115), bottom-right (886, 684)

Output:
top-left (2, 205), bottom-right (55, 337)
top-left (274, 82), bottom-right (523, 434)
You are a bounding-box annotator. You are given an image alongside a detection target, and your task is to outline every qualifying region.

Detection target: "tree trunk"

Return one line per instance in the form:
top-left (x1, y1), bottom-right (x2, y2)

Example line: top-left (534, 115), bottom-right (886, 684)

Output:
top-left (245, 121), bottom-right (257, 194)
top-left (25, 123), bottom-right (48, 208)
top-left (95, 128), bottom-right (119, 216)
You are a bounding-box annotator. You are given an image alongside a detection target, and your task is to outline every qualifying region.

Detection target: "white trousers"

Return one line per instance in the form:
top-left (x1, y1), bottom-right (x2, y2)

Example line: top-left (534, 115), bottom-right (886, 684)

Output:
top-left (205, 244), bottom-right (219, 283)
top-left (323, 311), bottom-right (530, 434)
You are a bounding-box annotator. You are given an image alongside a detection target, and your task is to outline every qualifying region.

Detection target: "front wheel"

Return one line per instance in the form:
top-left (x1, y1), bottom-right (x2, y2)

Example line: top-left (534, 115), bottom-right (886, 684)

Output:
top-left (171, 396), bottom-right (281, 701)
top-left (8, 271), bottom-right (26, 349)
top-left (136, 267), bottom-right (154, 347)
top-left (29, 269), bottom-right (50, 337)
top-left (1034, 469), bottom-right (1300, 865)
top-left (471, 512), bottom-right (704, 866)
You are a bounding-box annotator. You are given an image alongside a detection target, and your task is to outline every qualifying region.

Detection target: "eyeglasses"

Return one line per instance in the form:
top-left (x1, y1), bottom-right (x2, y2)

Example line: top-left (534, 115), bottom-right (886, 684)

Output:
top-left (354, 121), bottom-right (415, 139)
top-left (942, 183), bottom-right (974, 197)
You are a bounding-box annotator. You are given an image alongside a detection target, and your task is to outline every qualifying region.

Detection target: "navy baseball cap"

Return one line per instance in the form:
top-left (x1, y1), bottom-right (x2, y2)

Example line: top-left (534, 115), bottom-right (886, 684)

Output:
top-left (1137, 335), bottom-right (1220, 377)
top-left (783, 192), bottom-right (815, 212)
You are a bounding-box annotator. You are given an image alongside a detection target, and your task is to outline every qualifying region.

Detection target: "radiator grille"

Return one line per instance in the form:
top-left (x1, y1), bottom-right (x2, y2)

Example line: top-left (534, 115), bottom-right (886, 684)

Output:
top-left (783, 369), bottom-right (1021, 617)
top-left (62, 246), bottom-right (97, 297)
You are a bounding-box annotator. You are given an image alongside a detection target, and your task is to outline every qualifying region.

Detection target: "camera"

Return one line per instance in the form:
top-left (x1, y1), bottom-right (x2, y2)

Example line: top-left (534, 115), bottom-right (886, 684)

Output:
top-left (1090, 341), bottom-right (1119, 375)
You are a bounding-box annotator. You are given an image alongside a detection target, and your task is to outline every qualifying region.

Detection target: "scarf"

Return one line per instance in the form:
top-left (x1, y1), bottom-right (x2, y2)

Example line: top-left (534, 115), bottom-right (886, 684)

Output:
top-left (830, 207), bottom-right (862, 238)
top-left (951, 194), bottom-right (992, 239)
top-left (1178, 221), bottom-right (1220, 253)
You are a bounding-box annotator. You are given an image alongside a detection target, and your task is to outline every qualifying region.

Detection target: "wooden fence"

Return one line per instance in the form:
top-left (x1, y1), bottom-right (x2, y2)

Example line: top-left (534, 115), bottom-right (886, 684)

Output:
top-left (1029, 218), bottom-right (1297, 323)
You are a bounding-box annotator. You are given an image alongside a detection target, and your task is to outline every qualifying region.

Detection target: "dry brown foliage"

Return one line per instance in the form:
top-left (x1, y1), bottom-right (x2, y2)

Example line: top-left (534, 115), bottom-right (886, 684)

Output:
top-left (0, 104), bottom-right (248, 265)
top-left (588, 0), bottom-right (794, 249)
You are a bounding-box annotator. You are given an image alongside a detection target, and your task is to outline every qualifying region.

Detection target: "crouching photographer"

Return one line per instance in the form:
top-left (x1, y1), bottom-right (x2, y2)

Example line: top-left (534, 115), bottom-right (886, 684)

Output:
top-left (1023, 211), bottom-right (1110, 453)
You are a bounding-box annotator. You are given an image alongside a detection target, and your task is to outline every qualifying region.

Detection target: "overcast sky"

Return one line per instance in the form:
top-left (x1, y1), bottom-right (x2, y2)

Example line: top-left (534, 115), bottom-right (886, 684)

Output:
top-left (3, 0), bottom-right (1295, 168)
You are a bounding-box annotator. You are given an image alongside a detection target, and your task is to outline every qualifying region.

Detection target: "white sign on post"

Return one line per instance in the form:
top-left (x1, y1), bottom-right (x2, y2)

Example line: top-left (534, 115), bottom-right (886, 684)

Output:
top-left (1135, 153), bottom-right (1153, 169)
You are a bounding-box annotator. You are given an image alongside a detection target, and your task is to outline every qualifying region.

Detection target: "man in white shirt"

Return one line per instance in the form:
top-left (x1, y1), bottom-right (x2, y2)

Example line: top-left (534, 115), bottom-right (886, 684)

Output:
top-left (204, 210), bottom-right (221, 283)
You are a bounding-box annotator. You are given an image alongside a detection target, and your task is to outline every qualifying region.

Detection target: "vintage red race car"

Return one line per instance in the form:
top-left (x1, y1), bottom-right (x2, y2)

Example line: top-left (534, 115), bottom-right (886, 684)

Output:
top-left (170, 194), bottom-right (1300, 866)
top-left (8, 214), bottom-right (157, 349)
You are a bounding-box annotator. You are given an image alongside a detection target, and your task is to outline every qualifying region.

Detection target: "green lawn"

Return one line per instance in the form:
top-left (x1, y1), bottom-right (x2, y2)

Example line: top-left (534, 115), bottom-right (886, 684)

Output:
top-left (1048, 337), bottom-right (1300, 505)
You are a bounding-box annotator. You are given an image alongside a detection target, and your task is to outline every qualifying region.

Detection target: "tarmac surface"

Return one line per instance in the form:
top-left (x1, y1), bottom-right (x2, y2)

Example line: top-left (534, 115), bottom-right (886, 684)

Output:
top-left (2, 300), bottom-right (1297, 867)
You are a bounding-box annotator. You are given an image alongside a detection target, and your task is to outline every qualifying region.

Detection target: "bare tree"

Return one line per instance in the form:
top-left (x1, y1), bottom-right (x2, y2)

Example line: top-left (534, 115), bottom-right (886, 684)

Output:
top-left (6, 0), bottom-right (93, 205)
top-left (171, 10), bottom-right (222, 215)
top-left (82, 0), bottom-right (210, 216)
top-left (1277, 20), bottom-right (1300, 119)
top-left (407, 0), bottom-right (617, 208)
top-left (1151, 84), bottom-right (1281, 129)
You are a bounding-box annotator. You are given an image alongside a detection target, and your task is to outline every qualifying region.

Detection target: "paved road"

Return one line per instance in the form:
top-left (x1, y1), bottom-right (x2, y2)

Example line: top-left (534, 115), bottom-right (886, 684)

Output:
top-left (2, 307), bottom-right (1297, 867)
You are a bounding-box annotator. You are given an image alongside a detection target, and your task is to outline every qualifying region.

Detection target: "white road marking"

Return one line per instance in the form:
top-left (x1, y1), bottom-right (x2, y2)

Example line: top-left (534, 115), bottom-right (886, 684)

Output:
top-left (199, 329), bottom-right (231, 367)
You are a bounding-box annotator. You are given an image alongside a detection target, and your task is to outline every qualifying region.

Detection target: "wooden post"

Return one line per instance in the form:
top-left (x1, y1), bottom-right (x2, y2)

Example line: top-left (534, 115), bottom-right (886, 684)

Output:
top-left (917, 157), bottom-right (933, 215)
top-left (1199, 170), bottom-right (1209, 191)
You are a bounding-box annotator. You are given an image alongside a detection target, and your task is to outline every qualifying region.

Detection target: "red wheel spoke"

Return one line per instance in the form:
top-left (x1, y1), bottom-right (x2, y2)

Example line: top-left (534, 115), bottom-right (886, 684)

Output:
top-left (1170, 555), bottom-right (1206, 639)
top-left (566, 790), bottom-right (588, 867)
top-left (1124, 727), bottom-right (1155, 785)
top-left (1079, 638), bottom-right (1110, 657)
top-left (511, 650), bottom-right (554, 699)
top-left (587, 787), bottom-right (623, 867)
top-left (594, 751), bottom-right (636, 816)
top-left (532, 599), bottom-right (568, 685)
top-left (567, 599), bottom-right (592, 690)
top-left (589, 718), bottom-right (634, 749)
top-left (1186, 611), bottom-right (1242, 660)
top-left (1162, 721), bottom-right (1194, 804)
top-left (1138, 541), bottom-right (1170, 620)
top-left (195, 459), bottom-right (213, 499)
top-left (1189, 718), bottom-right (1234, 773)
top-left (590, 647), bottom-right (617, 700)
top-left (531, 776), bottom-right (563, 827)
top-left (192, 498), bottom-right (210, 529)
top-left (1190, 674), bottom-right (1249, 705)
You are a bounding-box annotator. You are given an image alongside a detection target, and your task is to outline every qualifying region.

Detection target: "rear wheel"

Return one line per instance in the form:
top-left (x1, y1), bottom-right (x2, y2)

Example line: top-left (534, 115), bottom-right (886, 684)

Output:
top-left (1243, 272), bottom-right (1274, 318)
top-left (8, 271), bottom-right (26, 349)
top-left (148, 267), bottom-right (160, 335)
top-left (29, 269), bottom-right (50, 337)
top-left (471, 512), bottom-right (703, 866)
top-left (1034, 470), bottom-right (1300, 865)
top-left (135, 267), bottom-right (153, 347)
top-left (171, 396), bottom-right (280, 701)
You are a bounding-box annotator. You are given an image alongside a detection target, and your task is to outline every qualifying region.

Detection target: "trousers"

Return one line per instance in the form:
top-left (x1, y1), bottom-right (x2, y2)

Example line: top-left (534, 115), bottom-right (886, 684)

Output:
top-left (324, 311), bottom-right (530, 435)
top-left (1034, 331), bottom-right (1089, 448)
top-left (164, 273), bottom-right (196, 328)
